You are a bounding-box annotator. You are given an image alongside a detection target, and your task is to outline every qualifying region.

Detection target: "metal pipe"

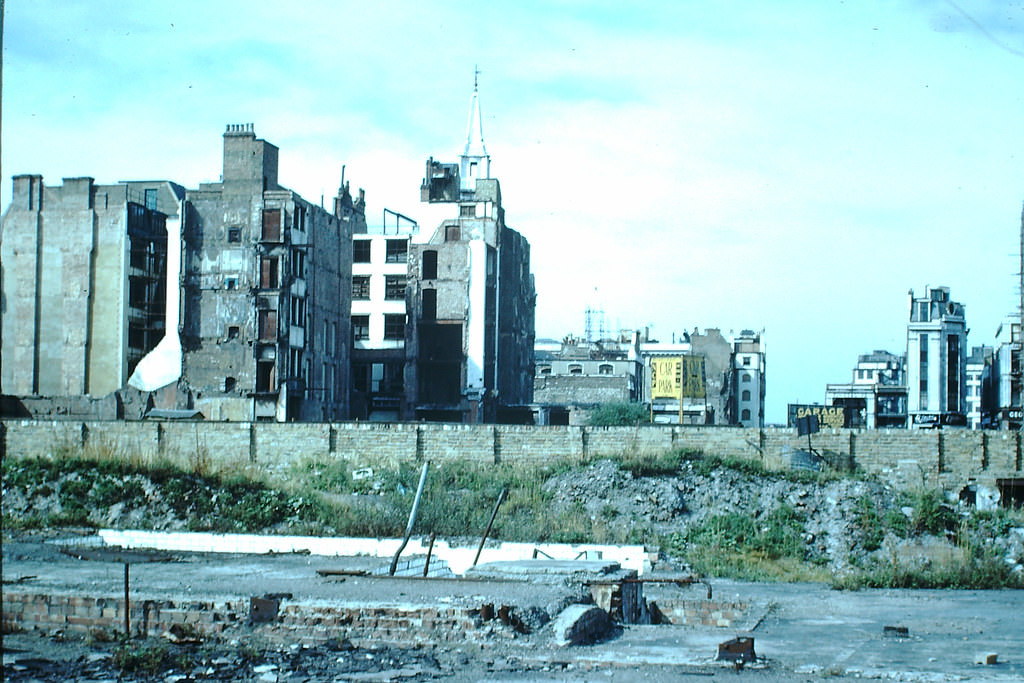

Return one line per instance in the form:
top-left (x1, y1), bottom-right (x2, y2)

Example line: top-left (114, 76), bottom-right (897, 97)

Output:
top-left (389, 461), bottom-right (430, 576)
top-left (123, 562), bottom-right (130, 640)
top-left (423, 532), bottom-right (437, 577)
top-left (473, 488), bottom-right (508, 567)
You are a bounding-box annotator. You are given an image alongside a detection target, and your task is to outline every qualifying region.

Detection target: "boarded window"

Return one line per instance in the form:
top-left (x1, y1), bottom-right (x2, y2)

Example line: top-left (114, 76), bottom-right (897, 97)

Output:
top-left (260, 256), bottom-right (279, 288)
top-left (258, 310), bottom-right (277, 341)
top-left (422, 250), bottom-right (438, 279)
top-left (445, 225), bottom-right (460, 242)
top-left (262, 209), bottom-right (281, 241)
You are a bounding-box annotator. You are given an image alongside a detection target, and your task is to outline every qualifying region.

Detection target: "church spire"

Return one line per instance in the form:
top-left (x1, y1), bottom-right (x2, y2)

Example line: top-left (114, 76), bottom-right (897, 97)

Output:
top-left (460, 66), bottom-right (490, 191)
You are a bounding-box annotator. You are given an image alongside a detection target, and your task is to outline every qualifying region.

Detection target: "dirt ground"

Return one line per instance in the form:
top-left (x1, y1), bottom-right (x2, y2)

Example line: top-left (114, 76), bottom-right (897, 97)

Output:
top-left (4, 535), bottom-right (1024, 682)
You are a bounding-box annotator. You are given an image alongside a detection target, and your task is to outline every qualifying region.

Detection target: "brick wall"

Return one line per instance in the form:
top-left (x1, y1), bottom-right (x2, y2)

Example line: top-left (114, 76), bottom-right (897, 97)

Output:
top-left (3, 420), bottom-right (1022, 492)
top-left (1, 591), bottom-right (499, 646)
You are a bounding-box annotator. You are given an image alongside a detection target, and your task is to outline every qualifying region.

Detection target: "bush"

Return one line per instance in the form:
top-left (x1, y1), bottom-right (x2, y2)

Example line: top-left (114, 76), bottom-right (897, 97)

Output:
top-left (587, 402), bottom-right (650, 426)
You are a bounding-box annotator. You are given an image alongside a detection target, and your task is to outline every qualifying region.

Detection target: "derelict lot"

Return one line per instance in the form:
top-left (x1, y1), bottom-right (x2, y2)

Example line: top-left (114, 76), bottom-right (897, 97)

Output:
top-left (3, 537), bottom-right (1024, 681)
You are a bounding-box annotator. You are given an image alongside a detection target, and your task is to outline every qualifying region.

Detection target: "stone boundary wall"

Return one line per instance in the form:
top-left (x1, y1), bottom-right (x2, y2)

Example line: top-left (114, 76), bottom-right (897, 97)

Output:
top-left (2, 420), bottom-right (1021, 491)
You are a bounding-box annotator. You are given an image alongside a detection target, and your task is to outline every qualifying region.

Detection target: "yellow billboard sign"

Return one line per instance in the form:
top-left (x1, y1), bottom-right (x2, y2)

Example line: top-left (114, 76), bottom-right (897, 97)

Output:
top-left (650, 356), bottom-right (705, 399)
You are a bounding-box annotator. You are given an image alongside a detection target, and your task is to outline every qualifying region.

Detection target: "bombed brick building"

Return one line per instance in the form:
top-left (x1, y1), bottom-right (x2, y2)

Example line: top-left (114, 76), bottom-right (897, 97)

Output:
top-left (404, 82), bottom-right (536, 423)
top-left (1, 176), bottom-right (184, 405)
top-left (181, 124), bottom-right (358, 421)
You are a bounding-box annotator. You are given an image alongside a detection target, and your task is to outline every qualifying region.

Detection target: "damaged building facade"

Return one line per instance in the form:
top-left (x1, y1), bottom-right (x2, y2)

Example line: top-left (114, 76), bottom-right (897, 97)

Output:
top-left (181, 124), bottom-right (357, 421)
top-left (0, 175), bottom-right (184, 415)
top-left (2, 125), bottom-right (357, 422)
top-left (405, 83), bottom-right (536, 423)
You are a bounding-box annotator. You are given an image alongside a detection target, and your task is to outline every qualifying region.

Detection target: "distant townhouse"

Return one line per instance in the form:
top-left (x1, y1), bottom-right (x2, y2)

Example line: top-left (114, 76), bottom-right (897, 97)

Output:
top-left (825, 350), bottom-right (907, 428)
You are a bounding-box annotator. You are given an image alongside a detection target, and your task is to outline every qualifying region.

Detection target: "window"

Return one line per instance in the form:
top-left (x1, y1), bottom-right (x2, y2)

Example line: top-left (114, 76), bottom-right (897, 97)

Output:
top-left (260, 256), bottom-right (279, 288)
top-left (742, 390), bottom-right (751, 402)
top-left (290, 297), bottom-right (306, 326)
top-left (227, 325), bottom-right (240, 340)
top-left (460, 204), bottom-right (475, 217)
top-left (383, 314), bottom-right (405, 340)
top-left (422, 250), bottom-right (438, 279)
top-left (422, 288), bottom-right (437, 321)
top-left (742, 356), bottom-right (751, 366)
top-left (385, 275), bottom-right (406, 301)
top-left (258, 310), bottom-right (277, 341)
top-left (224, 377), bottom-right (236, 392)
top-left (352, 315), bottom-right (369, 341)
top-left (228, 228), bottom-right (241, 243)
top-left (599, 364), bottom-right (613, 375)
top-left (741, 409), bottom-right (751, 421)
top-left (919, 333), bottom-right (928, 363)
top-left (568, 364), bottom-right (583, 375)
top-left (353, 275), bottom-right (370, 300)
top-left (144, 188), bottom-right (158, 211)
top-left (385, 239), bottom-right (407, 264)
top-left (445, 225), bottom-right (460, 242)
top-left (538, 365), bottom-right (552, 375)
top-left (225, 277), bottom-right (237, 290)
top-left (353, 239), bottom-right (371, 263)
top-left (742, 373), bottom-right (751, 383)
top-left (261, 209), bottom-right (281, 241)
top-left (291, 249), bottom-right (305, 279)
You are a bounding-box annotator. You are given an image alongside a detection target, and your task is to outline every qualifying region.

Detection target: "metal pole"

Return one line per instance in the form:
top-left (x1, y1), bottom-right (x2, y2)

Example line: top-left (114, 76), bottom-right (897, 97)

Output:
top-left (473, 488), bottom-right (508, 567)
top-left (389, 461), bottom-right (430, 576)
top-left (123, 562), bottom-right (130, 640)
top-left (422, 532), bottom-right (437, 577)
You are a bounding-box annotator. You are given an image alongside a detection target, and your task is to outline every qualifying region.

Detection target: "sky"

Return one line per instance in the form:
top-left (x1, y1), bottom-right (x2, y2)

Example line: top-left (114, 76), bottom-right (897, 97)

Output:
top-left (2, 1), bottom-right (1023, 424)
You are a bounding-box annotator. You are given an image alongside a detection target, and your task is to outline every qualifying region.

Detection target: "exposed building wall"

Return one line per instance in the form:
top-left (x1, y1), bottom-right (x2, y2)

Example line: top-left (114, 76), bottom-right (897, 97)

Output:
top-left (181, 125), bottom-right (353, 421)
top-left (1, 176), bottom-right (177, 398)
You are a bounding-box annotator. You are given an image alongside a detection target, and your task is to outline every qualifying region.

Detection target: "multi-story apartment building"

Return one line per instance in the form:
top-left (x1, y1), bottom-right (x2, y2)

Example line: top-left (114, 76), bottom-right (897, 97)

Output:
top-left (906, 286), bottom-right (967, 427)
top-left (1, 175), bottom-right (183, 400)
top-left (730, 330), bottom-right (766, 428)
top-left (825, 350), bottom-right (907, 428)
top-left (181, 124), bottom-right (356, 421)
top-left (405, 82), bottom-right (536, 423)
top-left (965, 345), bottom-right (996, 429)
top-left (350, 210), bottom-right (418, 421)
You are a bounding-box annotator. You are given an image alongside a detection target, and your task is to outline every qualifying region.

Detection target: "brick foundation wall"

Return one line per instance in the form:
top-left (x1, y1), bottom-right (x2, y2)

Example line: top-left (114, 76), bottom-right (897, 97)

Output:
top-left (3, 420), bottom-right (1022, 492)
top-left (650, 598), bottom-right (752, 628)
top-left (1, 591), bottom-right (498, 646)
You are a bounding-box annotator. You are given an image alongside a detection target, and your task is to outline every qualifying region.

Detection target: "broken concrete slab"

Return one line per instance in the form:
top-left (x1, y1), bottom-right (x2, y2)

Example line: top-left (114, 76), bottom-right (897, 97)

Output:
top-left (551, 604), bottom-right (610, 647)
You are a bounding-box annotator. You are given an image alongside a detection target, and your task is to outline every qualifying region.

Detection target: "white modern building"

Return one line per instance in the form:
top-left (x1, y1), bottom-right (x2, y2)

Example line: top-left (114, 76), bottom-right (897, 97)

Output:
top-left (350, 209), bottom-right (419, 421)
top-left (906, 286), bottom-right (967, 428)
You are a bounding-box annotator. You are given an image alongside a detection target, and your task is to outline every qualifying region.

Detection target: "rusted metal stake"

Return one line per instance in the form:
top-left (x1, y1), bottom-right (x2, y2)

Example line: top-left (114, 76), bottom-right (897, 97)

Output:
top-left (473, 488), bottom-right (508, 567)
top-left (123, 562), bottom-right (130, 640)
top-left (423, 532), bottom-right (437, 577)
top-left (389, 461), bottom-right (430, 576)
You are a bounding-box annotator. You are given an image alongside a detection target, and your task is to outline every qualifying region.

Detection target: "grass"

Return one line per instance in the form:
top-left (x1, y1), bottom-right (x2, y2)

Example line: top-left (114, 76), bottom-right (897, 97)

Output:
top-left (5, 448), bottom-right (1023, 590)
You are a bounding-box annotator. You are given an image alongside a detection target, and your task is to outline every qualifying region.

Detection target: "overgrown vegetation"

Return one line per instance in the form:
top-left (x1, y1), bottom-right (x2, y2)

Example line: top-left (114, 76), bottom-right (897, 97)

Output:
top-left (586, 402), bottom-right (650, 426)
top-left (4, 448), bottom-right (1023, 590)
